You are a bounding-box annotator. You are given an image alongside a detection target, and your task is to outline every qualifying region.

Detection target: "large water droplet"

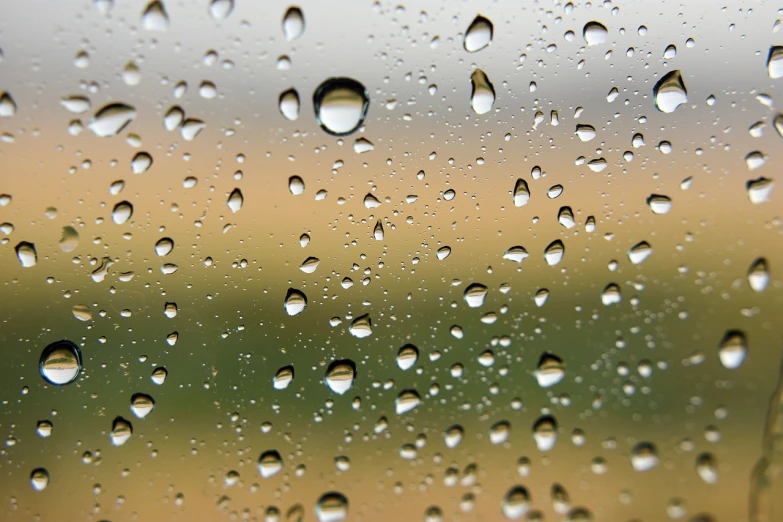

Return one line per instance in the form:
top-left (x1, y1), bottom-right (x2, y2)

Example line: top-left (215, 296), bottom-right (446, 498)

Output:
top-left (284, 288), bottom-right (307, 316)
top-left (15, 241), bottom-right (37, 267)
top-left (544, 240), bottom-right (565, 266)
top-left (274, 365), bottom-right (294, 390)
top-left (130, 393), bottom-right (155, 418)
top-left (299, 256), bottom-right (319, 273)
top-left (131, 152), bottom-right (152, 174)
top-left (279, 89), bottom-right (300, 121)
top-left (395, 389), bottom-right (421, 415)
top-left (372, 220), bottom-right (384, 240)
top-left (110, 416), bottom-right (133, 446)
top-left (209, 0), bottom-right (233, 20)
top-left (283, 7), bottom-right (305, 41)
top-left (747, 258), bottom-right (770, 292)
top-left (627, 241), bottom-right (653, 264)
top-left (501, 485), bottom-right (531, 519)
top-left (695, 452), bottom-right (718, 484)
top-left (314, 492), bottom-right (348, 522)
top-left (72, 304), bottom-right (92, 321)
top-left (258, 450), bottom-right (283, 478)
top-left (227, 188), bottom-right (244, 212)
top-left (151, 367), bottom-right (168, 385)
top-left (324, 360), bottom-right (356, 395)
top-left (163, 106), bottom-right (184, 130)
top-left (463, 283), bottom-right (488, 307)
top-left (142, 0), bottom-right (169, 31)
top-left (766, 46), bottom-right (783, 79)
top-left (348, 314), bottom-right (372, 338)
top-left (313, 78), bottom-right (369, 136)
top-left (30, 468), bottom-right (49, 491)
top-left (746, 177), bottom-right (774, 204)
top-left (647, 194), bottom-right (672, 214)
top-left (39, 340), bottom-right (82, 386)
top-left (513, 179), bottom-right (530, 207)
top-left (536, 352), bottom-right (565, 388)
top-left (59, 226), bottom-right (79, 252)
top-left (630, 442), bottom-right (659, 471)
top-left (463, 15), bottom-right (493, 52)
top-left (89, 103), bottom-right (136, 137)
top-left (718, 330), bottom-right (747, 369)
top-left (653, 70), bottom-right (688, 113)
top-left (154, 237), bottom-right (174, 257)
top-left (0, 92), bottom-right (17, 117)
top-left (470, 69), bottom-right (495, 115)
top-left (112, 201), bottom-right (133, 224)
top-left (601, 283), bottom-right (622, 305)
top-left (575, 124), bottom-right (596, 141)
top-left (503, 246), bottom-right (529, 263)
top-left (396, 344), bottom-right (419, 370)
top-left (489, 421), bottom-right (511, 444)
top-left (444, 425), bottom-right (464, 448)
top-left (37, 420), bottom-right (53, 438)
top-left (558, 206), bottom-right (575, 229)
top-left (583, 21), bottom-right (608, 46)
top-left (60, 95), bottom-right (91, 114)
top-left (533, 415), bottom-right (558, 451)
top-left (289, 176), bottom-right (305, 195)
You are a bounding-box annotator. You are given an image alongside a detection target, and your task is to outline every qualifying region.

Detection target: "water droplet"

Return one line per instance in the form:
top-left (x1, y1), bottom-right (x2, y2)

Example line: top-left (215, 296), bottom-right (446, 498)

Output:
top-left (647, 194), bottom-right (672, 214)
top-left (364, 193), bottom-right (381, 208)
top-left (564, 507), bottom-right (593, 521)
top-left (199, 81), bottom-right (217, 99)
top-left (745, 151), bottom-right (766, 170)
top-left (110, 416), bottom-right (133, 446)
top-left (258, 450), bottom-right (283, 478)
top-left (209, 0), bottom-right (233, 19)
top-left (163, 106), bottom-right (184, 130)
top-left (766, 46), bottom-right (783, 79)
top-left (324, 360), bottom-right (356, 395)
top-left (130, 393), bottom-right (155, 418)
top-left (463, 283), bottom-right (488, 307)
top-left (627, 241), bottom-right (652, 264)
top-left (558, 206), bottom-right (575, 229)
top-left (534, 288), bottom-right (549, 307)
top-left (289, 176), bottom-right (305, 195)
top-left (353, 137), bottom-right (374, 153)
top-left (551, 484), bottom-right (570, 514)
top-left (630, 442), bottom-right (659, 471)
top-left (395, 389), bottom-right (421, 415)
top-left (122, 61), bottom-right (141, 85)
top-left (470, 69), bottom-right (495, 115)
top-left (748, 258), bottom-right (770, 292)
top-left (396, 344), bottom-right (419, 370)
top-left (15, 241), bottom-right (37, 267)
top-left (164, 302), bottom-right (178, 318)
top-left (273, 365), bottom-right (294, 390)
top-left (299, 233), bottom-right (310, 247)
top-left (544, 240), bottom-right (565, 266)
top-left (489, 421), bottom-right (511, 444)
top-left (424, 506), bottom-right (443, 522)
top-left (151, 367), bottom-right (168, 385)
top-left (444, 425), bottom-right (464, 448)
top-left (112, 201), bottom-right (133, 224)
top-left (315, 492), bottom-right (348, 522)
top-left (513, 179), bottom-right (530, 207)
top-left (583, 21), bottom-right (608, 46)
top-left (59, 226), bottom-right (79, 252)
top-left (30, 468), bottom-right (49, 491)
top-left (72, 304), bottom-right (92, 321)
top-left (747, 177), bottom-right (774, 204)
top-left (774, 114), bottom-right (783, 139)
top-left (39, 340), bottom-right (82, 385)
top-left (36, 420), bottom-right (53, 438)
top-left (298, 256), bottom-right (319, 274)
top-left (601, 283), bottom-right (622, 305)
top-left (142, 0), bottom-right (170, 31)
top-left (283, 7), bottom-right (305, 41)
top-left (718, 330), bottom-right (747, 369)
top-left (436, 246), bottom-right (451, 260)
top-left (501, 485), bottom-right (531, 519)
top-left (536, 352), bottom-right (565, 388)
top-left (464, 15), bottom-right (493, 52)
top-left (547, 185), bottom-right (563, 198)
top-left (533, 415), bottom-right (558, 451)
top-left (279, 89), bottom-right (300, 121)
top-left (313, 78), bottom-right (369, 136)
top-left (695, 452), bottom-right (718, 484)
top-left (0, 92), bottom-right (17, 117)
top-left (89, 103), bottom-right (137, 137)
top-left (284, 288), bottom-right (307, 316)
top-left (348, 314), bottom-right (372, 338)
top-left (373, 220), bottom-right (384, 240)
top-left (663, 44), bottom-right (677, 59)
top-left (181, 119), bottom-right (205, 141)
top-left (575, 124), bottom-right (596, 141)
top-left (131, 151), bottom-right (152, 174)
top-left (653, 70), bottom-right (688, 113)
top-left (60, 95), bottom-right (91, 114)
top-left (227, 188), bottom-right (244, 212)
top-left (503, 246), bottom-right (529, 263)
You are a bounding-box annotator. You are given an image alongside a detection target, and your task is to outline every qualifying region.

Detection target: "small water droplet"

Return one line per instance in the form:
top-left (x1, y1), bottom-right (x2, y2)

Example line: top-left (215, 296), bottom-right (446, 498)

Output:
top-left (444, 425), bottom-right (464, 448)
top-left (72, 304), bottom-right (92, 321)
top-left (601, 283), bottom-right (622, 305)
top-left (353, 137), bottom-right (374, 153)
top-left (464, 15), bottom-right (493, 52)
top-left (30, 468), bottom-right (49, 491)
top-left (395, 389), bottom-right (421, 415)
top-left (313, 78), bottom-right (369, 136)
top-left (583, 21), bottom-right (608, 46)
top-left (282, 7), bottom-right (305, 41)
top-left (209, 0), bottom-right (234, 19)
top-left (0, 92), bottom-right (17, 117)
top-left (558, 206), bottom-right (575, 229)
top-left (151, 367), bottom-right (168, 385)
top-left (503, 246), bottom-right (529, 263)
top-left (630, 442), bottom-right (659, 471)
top-left (112, 201), bottom-right (133, 224)
top-left (695, 452), bottom-right (718, 484)
top-left (513, 179), bottom-right (530, 207)
top-left (647, 194), bottom-right (672, 214)
top-left (489, 421), bottom-right (511, 445)
top-left (533, 415), bottom-right (558, 451)
top-left (89, 103), bottom-right (137, 137)
top-left (299, 256), bottom-right (319, 273)
top-left (536, 353), bottom-right (565, 388)
top-left (315, 492), bottom-right (348, 522)
top-left (718, 330), bottom-right (747, 369)
top-left (748, 258), bottom-right (770, 292)
top-left (373, 220), bottom-right (384, 240)
top-left (470, 69), bottom-right (495, 115)
top-left (324, 360), bottom-right (356, 395)
top-left (544, 240), bottom-right (565, 266)
top-left (463, 283), bottom-right (488, 307)
top-left (122, 61), bottom-right (141, 85)
top-left (142, 0), bottom-right (170, 31)
top-left (163, 106), bottom-right (184, 131)
top-left (273, 365), bottom-right (294, 390)
top-left (396, 344), bottom-right (419, 370)
top-left (36, 420), bottom-right (53, 438)
top-left (436, 246), bottom-right (451, 260)
top-left (39, 340), bottom-right (82, 385)
top-left (279, 89), bottom-right (300, 121)
top-left (131, 151), bottom-right (153, 174)
top-left (653, 70), bottom-right (688, 113)
top-left (663, 44), bottom-right (677, 59)
top-left (627, 241), bottom-right (653, 264)
top-left (130, 393), bottom-right (155, 418)
top-left (59, 226), bottom-right (79, 252)
top-left (284, 288), bottom-right (307, 316)
top-left (501, 485), bottom-right (531, 519)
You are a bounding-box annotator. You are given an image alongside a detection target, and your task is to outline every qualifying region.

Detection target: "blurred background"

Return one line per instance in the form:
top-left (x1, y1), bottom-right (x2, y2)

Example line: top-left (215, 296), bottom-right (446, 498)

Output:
top-left (0, 1), bottom-right (782, 521)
